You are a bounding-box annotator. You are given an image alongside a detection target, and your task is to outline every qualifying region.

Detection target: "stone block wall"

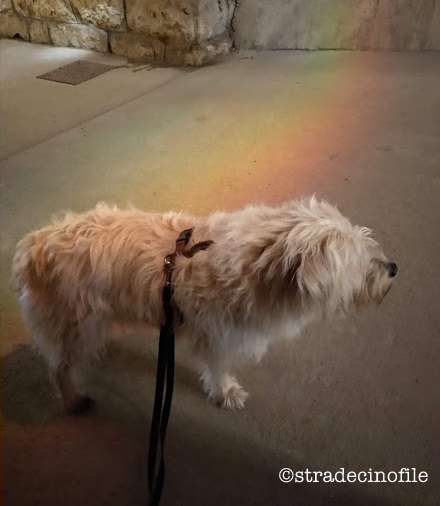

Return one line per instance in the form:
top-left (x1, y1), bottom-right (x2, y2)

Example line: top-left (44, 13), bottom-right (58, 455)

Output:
top-left (0, 0), bottom-right (236, 65)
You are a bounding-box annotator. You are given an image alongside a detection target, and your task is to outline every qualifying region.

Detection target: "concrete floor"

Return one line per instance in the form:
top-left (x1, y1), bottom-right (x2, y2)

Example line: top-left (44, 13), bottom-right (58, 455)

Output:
top-left (1, 40), bottom-right (440, 506)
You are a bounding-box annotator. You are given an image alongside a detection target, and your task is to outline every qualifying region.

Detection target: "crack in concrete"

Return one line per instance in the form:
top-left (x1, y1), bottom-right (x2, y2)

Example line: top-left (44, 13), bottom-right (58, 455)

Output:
top-left (229, 0), bottom-right (239, 50)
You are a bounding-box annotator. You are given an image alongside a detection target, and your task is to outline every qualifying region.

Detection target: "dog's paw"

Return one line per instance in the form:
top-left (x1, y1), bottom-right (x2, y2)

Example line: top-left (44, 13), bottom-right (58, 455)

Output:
top-left (66, 394), bottom-right (95, 414)
top-left (217, 384), bottom-right (249, 410)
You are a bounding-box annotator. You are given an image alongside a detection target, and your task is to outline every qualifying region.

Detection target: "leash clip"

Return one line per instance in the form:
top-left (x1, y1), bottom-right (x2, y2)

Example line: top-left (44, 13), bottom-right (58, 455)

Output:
top-left (164, 254), bottom-right (174, 286)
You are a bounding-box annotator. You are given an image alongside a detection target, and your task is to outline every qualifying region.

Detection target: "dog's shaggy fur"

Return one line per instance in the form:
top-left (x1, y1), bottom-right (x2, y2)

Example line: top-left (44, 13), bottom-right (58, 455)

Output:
top-left (12, 197), bottom-right (397, 411)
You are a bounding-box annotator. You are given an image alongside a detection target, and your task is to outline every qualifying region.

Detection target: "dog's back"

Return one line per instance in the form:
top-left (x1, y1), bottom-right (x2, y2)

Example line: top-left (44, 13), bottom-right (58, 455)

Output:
top-left (12, 204), bottom-right (202, 323)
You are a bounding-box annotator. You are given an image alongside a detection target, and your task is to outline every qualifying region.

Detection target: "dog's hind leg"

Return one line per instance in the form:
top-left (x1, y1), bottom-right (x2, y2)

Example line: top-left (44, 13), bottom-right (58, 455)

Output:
top-left (17, 286), bottom-right (97, 413)
top-left (39, 323), bottom-right (96, 414)
top-left (198, 351), bottom-right (248, 410)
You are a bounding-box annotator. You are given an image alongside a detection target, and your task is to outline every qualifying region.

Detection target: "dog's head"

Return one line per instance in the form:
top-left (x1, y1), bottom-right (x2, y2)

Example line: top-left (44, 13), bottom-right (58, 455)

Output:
top-left (281, 198), bottom-right (397, 314)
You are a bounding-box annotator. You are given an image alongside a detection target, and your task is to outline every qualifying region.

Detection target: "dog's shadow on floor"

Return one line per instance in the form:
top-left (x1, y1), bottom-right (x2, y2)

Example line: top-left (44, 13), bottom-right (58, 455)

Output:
top-left (1, 331), bottom-right (204, 426)
top-left (2, 344), bottom-right (62, 424)
top-left (2, 342), bottom-right (398, 506)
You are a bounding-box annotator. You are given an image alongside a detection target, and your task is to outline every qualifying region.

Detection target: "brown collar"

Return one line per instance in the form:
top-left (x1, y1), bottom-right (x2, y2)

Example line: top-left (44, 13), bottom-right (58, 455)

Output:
top-left (164, 228), bottom-right (213, 286)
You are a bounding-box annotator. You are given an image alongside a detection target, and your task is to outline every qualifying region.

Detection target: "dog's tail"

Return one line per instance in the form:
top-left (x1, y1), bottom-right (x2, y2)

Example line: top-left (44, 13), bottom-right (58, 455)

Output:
top-left (11, 232), bottom-right (50, 294)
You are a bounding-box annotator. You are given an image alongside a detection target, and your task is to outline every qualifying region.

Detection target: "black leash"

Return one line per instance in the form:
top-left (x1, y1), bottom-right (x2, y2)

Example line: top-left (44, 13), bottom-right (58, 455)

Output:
top-left (147, 229), bottom-right (213, 506)
top-left (147, 281), bottom-right (175, 506)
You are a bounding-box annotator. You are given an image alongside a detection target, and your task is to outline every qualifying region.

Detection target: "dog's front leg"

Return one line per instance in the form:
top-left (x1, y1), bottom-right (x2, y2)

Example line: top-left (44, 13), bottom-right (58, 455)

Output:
top-left (198, 354), bottom-right (248, 410)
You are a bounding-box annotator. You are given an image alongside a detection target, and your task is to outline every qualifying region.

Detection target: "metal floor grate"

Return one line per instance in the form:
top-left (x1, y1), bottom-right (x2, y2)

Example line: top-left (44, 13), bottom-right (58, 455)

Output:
top-left (37, 60), bottom-right (116, 85)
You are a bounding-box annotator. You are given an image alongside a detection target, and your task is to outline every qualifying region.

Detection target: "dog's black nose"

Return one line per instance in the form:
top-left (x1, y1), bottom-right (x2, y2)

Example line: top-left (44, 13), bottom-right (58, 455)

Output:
top-left (387, 262), bottom-right (398, 278)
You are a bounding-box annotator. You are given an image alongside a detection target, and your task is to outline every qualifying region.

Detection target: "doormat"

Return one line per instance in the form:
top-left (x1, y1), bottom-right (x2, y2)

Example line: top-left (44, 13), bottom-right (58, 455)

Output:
top-left (37, 60), bottom-right (116, 85)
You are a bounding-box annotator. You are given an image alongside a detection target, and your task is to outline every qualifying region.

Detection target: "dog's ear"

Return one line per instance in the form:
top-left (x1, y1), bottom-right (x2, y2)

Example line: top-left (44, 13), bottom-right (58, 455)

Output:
top-left (294, 234), bottom-right (348, 308)
top-left (295, 248), bottom-right (329, 300)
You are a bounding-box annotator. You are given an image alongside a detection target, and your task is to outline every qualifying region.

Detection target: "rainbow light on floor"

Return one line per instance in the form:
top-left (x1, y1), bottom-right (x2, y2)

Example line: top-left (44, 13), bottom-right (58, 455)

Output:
top-left (112, 52), bottom-right (380, 215)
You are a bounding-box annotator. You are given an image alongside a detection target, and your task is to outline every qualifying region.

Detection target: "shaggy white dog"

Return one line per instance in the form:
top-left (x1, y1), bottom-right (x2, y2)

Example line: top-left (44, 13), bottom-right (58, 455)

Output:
top-left (12, 197), bottom-right (397, 411)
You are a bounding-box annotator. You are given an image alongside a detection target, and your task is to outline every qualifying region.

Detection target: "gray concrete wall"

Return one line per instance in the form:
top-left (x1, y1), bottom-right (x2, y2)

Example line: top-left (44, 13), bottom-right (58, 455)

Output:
top-left (233, 0), bottom-right (440, 51)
